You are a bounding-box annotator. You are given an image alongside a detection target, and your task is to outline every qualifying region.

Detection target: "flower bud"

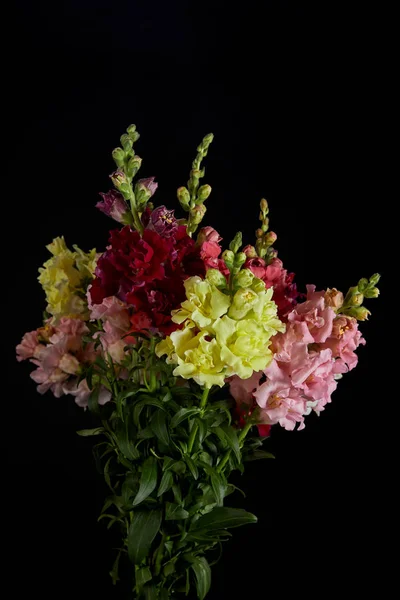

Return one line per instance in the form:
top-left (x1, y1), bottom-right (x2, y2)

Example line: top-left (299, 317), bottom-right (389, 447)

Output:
top-left (126, 124), bottom-right (137, 135)
top-left (346, 306), bottom-right (370, 320)
top-left (233, 268), bottom-right (254, 288)
top-left (357, 278), bottom-right (369, 292)
top-left (96, 190), bottom-right (132, 224)
top-left (127, 156), bottom-right (142, 178)
top-left (138, 176), bottom-right (158, 198)
top-left (234, 252), bottom-right (247, 267)
top-left (369, 273), bottom-right (381, 286)
top-left (251, 277), bottom-right (266, 293)
top-left (202, 133), bottom-right (214, 146)
top-left (256, 228), bottom-right (264, 239)
top-left (364, 287), bottom-right (380, 299)
top-left (177, 186), bottom-right (190, 210)
top-left (349, 292), bottom-right (364, 307)
top-left (206, 268), bottom-right (227, 288)
top-left (260, 198), bottom-right (268, 212)
top-left (221, 249), bottom-right (234, 269)
top-left (120, 133), bottom-right (133, 152)
top-left (324, 288), bottom-right (344, 309)
top-left (110, 170), bottom-right (128, 188)
top-left (190, 203), bottom-right (207, 225)
top-left (134, 182), bottom-right (152, 210)
top-left (197, 184), bottom-right (212, 203)
top-left (243, 244), bottom-right (257, 258)
top-left (229, 232), bottom-right (243, 254)
top-left (112, 147), bottom-right (125, 168)
top-left (265, 231), bottom-right (277, 246)
top-left (261, 217), bottom-right (270, 232)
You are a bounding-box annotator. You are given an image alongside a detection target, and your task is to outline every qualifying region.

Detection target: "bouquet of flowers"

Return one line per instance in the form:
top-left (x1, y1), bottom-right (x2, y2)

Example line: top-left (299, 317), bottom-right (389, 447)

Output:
top-left (16, 124), bottom-right (380, 599)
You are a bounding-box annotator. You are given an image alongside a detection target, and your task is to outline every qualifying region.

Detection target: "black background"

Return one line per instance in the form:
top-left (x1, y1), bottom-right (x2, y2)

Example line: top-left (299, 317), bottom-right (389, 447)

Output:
top-left (3, 2), bottom-right (393, 598)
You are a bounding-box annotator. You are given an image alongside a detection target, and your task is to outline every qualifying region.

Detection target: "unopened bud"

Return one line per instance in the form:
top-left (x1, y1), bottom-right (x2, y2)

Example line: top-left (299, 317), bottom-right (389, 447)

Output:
top-left (206, 269), bottom-right (227, 288)
top-left (256, 228), bottom-right (264, 239)
top-left (126, 124), bottom-right (137, 135)
top-left (197, 184), bottom-right (212, 202)
top-left (202, 133), bottom-right (214, 146)
top-left (233, 268), bottom-right (254, 289)
top-left (110, 170), bottom-right (128, 188)
top-left (260, 198), bottom-right (268, 212)
top-left (177, 186), bottom-right (190, 210)
top-left (134, 181), bottom-right (152, 210)
top-left (243, 244), bottom-right (257, 258)
top-left (261, 216), bottom-right (269, 232)
top-left (369, 273), bottom-right (381, 286)
top-left (324, 288), bottom-right (344, 309)
top-left (190, 203), bottom-right (207, 225)
top-left (229, 232), bottom-right (243, 254)
top-left (346, 306), bottom-right (370, 321)
top-left (120, 133), bottom-right (133, 152)
top-left (364, 287), bottom-right (380, 299)
top-left (221, 249), bottom-right (235, 269)
top-left (127, 156), bottom-right (142, 178)
top-left (112, 147), bottom-right (125, 168)
top-left (357, 278), bottom-right (369, 292)
top-left (265, 231), bottom-right (277, 246)
top-left (234, 252), bottom-right (247, 267)
top-left (349, 293), bottom-right (364, 307)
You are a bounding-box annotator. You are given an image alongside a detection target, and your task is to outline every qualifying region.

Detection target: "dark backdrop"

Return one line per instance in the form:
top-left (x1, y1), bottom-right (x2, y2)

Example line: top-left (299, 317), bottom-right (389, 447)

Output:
top-left (3, 2), bottom-right (393, 598)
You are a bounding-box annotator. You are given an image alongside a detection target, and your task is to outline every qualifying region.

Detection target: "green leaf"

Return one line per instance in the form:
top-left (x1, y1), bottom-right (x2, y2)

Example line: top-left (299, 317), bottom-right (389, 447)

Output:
top-left (185, 455), bottom-right (199, 480)
top-left (196, 418), bottom-right (208, 444)
top-left (169, 460), bottom-right (186, 475)
top-left (103, 456), bottom-right (114, 491)
top-left (157, 470), bottom-right (174, 497)
top-left (165, 502), bottom-right (189, 520)
top-left (136, 566), bottom-right (152, 587)
top-left (133, 397), bottom-right (166, 426)
top-left (191, 556), bottom-right (211, 600)
top-left (109, 550), bottom-right (121, 585)
top-left (211, 472), bottom-right (226, 506)
top-left (151, 410), bottom-right (170, 446)
top-left (191, 507), bottom-right (257, 532)
top-left (128, 509), bottom-right (162, 563)
top-left (116, 419), bottom-right (139, 460)
top-left (215, 425), bottom-right (241, 464)
top-left (244, 450), bottom-right (275, 461)
top-left (77, 427), bottom-right (104, 437)
top-left (170, 407), bottom-right (200, 428)
top-left (132, 457), bottom-right (158, 506)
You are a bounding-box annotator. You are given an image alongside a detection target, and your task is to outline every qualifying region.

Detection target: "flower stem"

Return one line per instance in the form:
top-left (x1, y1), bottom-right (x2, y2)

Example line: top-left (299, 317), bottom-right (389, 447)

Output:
top-left (187, 387), bottom-right (210, 453)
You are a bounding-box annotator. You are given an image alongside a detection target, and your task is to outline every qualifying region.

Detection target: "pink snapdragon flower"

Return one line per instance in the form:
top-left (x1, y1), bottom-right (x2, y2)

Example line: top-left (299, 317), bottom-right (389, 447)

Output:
top-left (322, 315), bottom-right (365, 372)
top-left (16, 330), bottom-right (45, 362)
top-left (91, 295), bottom-right (135, 363)
top-left (96, 190), bottom-right (131, 224)
top-left (196, 226), bottom-right (230, 276)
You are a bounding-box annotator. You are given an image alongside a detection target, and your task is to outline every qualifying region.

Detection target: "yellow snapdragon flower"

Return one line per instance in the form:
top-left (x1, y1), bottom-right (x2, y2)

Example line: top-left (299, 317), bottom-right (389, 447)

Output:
top-left (156, 269), bottom-right (285, 387)
top-left (38, 236), bottom-right (97, 320)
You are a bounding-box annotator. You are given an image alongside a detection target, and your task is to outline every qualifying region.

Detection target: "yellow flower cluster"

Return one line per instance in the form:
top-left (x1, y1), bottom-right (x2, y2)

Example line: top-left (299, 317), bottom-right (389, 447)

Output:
top-left (156, 269), bottom-right (285, 388)
top-left (38, 237), bottom-right (97, 320)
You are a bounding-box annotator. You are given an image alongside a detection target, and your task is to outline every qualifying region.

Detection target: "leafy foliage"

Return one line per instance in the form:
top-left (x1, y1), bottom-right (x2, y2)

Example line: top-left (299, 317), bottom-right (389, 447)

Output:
top-left (80, 337), bottom-right (263, 598)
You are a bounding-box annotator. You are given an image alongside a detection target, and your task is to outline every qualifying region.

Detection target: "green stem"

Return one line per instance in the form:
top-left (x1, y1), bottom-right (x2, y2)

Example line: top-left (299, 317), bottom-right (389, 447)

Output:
top-left (217, 422), bottom-right (252, 473)
top-left (187, 388), bottom-right (210, 453)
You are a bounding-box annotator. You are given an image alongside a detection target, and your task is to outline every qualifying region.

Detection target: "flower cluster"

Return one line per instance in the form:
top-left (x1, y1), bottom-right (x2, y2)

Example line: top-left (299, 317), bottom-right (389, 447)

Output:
top-left (156, 270), bottom-right (284, 387)
top-left (230, 285), bottom-right (367, 431)
top-left (38, 237), bottom-right (97, 320)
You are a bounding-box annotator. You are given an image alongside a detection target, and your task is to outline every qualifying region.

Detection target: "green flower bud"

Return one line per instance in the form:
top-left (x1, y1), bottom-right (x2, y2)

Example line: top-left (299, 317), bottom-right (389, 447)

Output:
top-left (349, 293), bottom-right (364, 306)
top-left (112, 147), bottom-right (125, 168)
top-left (251, 277), bottom-right (266, 293)
top-left (234, 252), bottom-right (247, 267)
top-left (110, 170), bottom-right (128, 188)
top-left (127, 156), bottom-right (142, 178)
top-left (120, 133), bottom-right (133, 152)
top-left (369, 273), bottom-right (381, 286)
top-left (229, 232), bottom-right (243, 254)
top-left (221, 249), bottom-right (235, 269)
top-left (177, 186), bottom-right (191, 210)
top-left (190, 203), bottom-right (207, 225)
top-left (126, 124), bottom-right (137, 135)
top-left (261, 216), bottom-right (270, 232)
top-left (357, 278), bottom-right (369, 292)
top-left (260, 198), bottom-right (269, 212)
top-left (206, 268), bottom-right (227, 288)
top-left (346, 306), bottom-right (370, 321)
top-left (364, 287), bottom-right (380, 299)
top-left (202, 133), bottom-right (214, 147)
top-left (197, 184), bottom-right (212, 203)
top-left (134, 181), bottom-right (152, 210)
top-left (233, 268), bottom-right (254, 289)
